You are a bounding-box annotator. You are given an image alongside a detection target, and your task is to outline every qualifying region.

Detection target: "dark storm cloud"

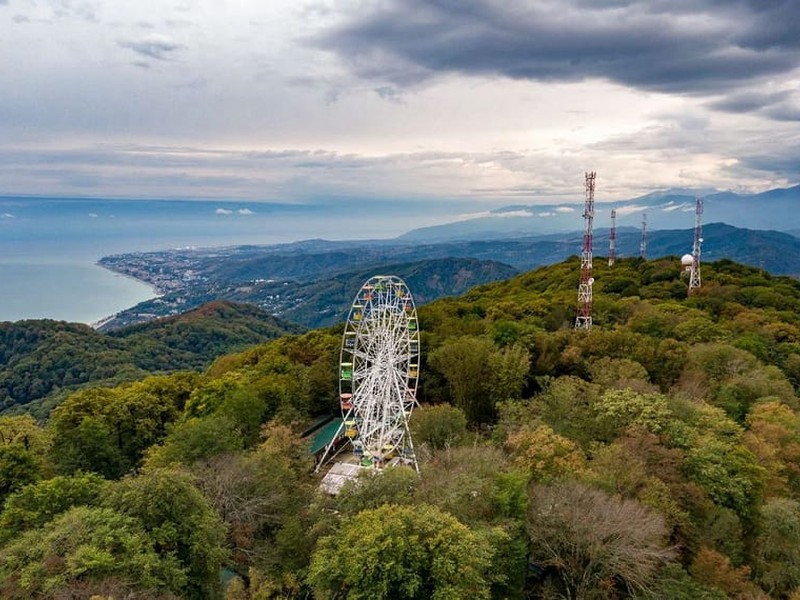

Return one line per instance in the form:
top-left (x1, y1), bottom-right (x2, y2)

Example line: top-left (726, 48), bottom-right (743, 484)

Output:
top-left (118, 36), bottom-right (183, 61)
top-left (316, 0), bottom-right (800, 97)
top-left (764, 104), bottom-right (800, 122)
top-left (708, 91), bottom-right (792, 114)
top-left (738, 149), bottom-right (800, 180)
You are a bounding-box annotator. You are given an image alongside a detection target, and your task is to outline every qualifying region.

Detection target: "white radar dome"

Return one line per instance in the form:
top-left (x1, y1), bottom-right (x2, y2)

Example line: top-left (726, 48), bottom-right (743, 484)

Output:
top-left (681, 254), bottom-right (694, 266)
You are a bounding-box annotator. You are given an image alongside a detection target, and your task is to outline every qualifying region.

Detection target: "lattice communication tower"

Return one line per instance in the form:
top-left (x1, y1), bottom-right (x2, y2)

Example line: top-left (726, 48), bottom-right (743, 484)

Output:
top-left (689, 198), bottom-right (703, 294)
top-left (575, 171), bottom-right (596, 330)
top-left (608, 208), bottom-right (617, 267)
top-left (640, 212), bottom-right (647, 259)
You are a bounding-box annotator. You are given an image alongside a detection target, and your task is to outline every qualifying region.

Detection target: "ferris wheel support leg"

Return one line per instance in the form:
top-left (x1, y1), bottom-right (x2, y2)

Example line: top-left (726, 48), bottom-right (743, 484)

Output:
top-left (403, 422), bottom-right (420, 474)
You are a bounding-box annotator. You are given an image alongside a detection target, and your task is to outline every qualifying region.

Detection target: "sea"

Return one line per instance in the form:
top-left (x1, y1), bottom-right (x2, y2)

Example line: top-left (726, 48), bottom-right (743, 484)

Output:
top-left (0, 196), bottom-right (455, 325)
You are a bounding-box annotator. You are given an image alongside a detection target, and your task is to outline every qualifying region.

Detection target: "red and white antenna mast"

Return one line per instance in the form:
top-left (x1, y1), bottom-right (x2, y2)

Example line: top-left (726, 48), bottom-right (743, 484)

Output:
top-left (608, 208), bottom-right (617, 267)
top-left (575, 172), bottom-right (595, 330)
top-left (640, 212), bottom-right (647, 259)
top-left (689, 197), bottom-right (703, 294)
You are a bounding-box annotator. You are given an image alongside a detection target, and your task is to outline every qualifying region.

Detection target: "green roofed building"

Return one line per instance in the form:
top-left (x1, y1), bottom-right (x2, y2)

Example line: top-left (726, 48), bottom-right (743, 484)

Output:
top-left (309, 417), bottom-right (343, 457)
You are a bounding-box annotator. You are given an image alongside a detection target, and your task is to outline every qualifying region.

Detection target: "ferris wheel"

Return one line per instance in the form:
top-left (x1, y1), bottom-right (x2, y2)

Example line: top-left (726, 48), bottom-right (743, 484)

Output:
top-left (317, 275), bottom-right (420, 472)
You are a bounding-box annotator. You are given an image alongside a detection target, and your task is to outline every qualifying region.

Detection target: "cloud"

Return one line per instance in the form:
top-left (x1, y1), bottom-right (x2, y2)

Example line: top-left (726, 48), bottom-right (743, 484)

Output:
top-left (708, 90), bottom-right (792, 114)
top-left (1, 212), bottom-right (14, 219)
top-left (316, 1), bottom-right (800, 104)
top-left (494, 209), bottom-right (535, 218)
top-left (538, 211), bottom-right (554, 217)
top-left (456, 208), bottom-right (537, 220)
top-left (118, 34), bottom-right (184, 62)
top-left (36, 0), bottom-right (98, 21)
top-left (216, 207), bottom-right (255, 215)
top-left (0, 139), bottom-right (791, 207)
top-left (555, 206), bottom-right (575, 213)
top-left (374, 86), bottom-right (404, 103)
top-left (736, 145), bottom-right (800, 181)
top-left (88, 212), bottom-right (98, 218)
top-left (615, 204), bottom-right (647, 216)
top-left (764, 103), bottom-right (800, 123)
top-left (660, 202), bottom-right (692, 212)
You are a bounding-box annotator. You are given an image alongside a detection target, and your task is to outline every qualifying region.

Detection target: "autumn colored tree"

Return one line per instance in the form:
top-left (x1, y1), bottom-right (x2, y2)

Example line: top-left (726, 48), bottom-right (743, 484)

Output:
top-left (504, 423), bottom-right (586, 482)
top-left (588, 356), bottom-right (656, 393)
top-left (192, 439), bottom-right (314, 574)
top-left (689, 547), bottom-right (766, 599)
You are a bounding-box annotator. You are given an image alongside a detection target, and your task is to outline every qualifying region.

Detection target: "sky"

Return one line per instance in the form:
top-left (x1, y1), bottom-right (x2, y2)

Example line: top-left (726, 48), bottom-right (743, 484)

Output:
top-left (1, 0), bottom-right (799, 208)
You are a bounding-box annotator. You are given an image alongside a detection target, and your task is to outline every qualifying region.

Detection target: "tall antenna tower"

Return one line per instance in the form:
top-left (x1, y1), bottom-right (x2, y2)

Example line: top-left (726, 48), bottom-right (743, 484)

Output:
top-left (608, 208), bottom-right (617, 267)
top-left (640, 212), bottom-right (647, 259)
top-left (689, 197), bottom-right (703, 294)
top-left (575, 171), bottom-right (596, 330)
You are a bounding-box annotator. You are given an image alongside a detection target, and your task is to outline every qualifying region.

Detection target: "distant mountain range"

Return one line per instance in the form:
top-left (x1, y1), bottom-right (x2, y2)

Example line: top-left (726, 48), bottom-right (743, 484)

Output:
top-left (398, 184), bottom-right (800, 242)
top-left (512, 222), bottom-right (800, 277)
top-left (97, 221), bottom-right (800, 334)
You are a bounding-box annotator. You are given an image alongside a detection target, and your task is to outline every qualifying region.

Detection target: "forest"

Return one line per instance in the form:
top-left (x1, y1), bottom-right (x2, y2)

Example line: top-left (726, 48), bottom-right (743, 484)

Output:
top-left (0, 301), bottom-right (302, 418)
top-left (2, 255), bottom-right (800, 598)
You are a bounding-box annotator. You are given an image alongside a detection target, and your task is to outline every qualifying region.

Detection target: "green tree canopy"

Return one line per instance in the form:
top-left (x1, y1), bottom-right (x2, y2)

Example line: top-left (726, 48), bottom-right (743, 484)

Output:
top-left (0, 471), bottom-right (105, 543)
top-left (102, 468), bottom-right (228, 599)
top-left (308, 503), bottom-right (492, 600)
top-left (429, 337), bottom-right (529, 425)
top-left (409, 403), bottom-right (468, 451)
top-left (0, 505), bottom-right (187, 598)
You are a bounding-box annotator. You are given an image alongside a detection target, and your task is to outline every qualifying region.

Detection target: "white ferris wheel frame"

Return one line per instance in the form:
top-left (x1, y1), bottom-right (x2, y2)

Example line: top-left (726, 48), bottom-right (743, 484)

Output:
top-left (316, 275), bottom-right (420, 472)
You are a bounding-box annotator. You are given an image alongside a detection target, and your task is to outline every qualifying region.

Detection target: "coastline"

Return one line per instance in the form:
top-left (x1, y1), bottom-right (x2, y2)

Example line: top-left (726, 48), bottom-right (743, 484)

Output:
top-left (94, 260), bottom-right (166, 297)
top-left (90, 262), bottom-right (164, 329)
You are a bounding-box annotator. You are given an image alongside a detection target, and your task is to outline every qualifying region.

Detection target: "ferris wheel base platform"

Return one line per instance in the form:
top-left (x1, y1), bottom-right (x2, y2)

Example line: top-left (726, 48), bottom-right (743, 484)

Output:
top-left (318, 457), bottom-right (417, 495)
top-left (319, 461), bottom-right (369, 495)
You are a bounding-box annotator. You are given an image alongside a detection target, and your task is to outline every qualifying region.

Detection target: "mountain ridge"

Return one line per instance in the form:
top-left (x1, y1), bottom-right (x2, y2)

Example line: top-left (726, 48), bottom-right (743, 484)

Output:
top-left (398, 184), bottom-right (800, 242)
top-left (0, 300), bottom-right (302, 417)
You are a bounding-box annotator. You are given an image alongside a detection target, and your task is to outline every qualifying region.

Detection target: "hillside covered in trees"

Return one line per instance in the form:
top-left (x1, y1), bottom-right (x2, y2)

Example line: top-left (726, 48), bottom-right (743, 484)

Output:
top-left (98, 255), bottom-right (519, 330)
top-left (3, 256), bottom-right (800, 598)
top-left (99, 223), bottom-right (800, 333)
top-left (0, 301), bottom-right (302, 417)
